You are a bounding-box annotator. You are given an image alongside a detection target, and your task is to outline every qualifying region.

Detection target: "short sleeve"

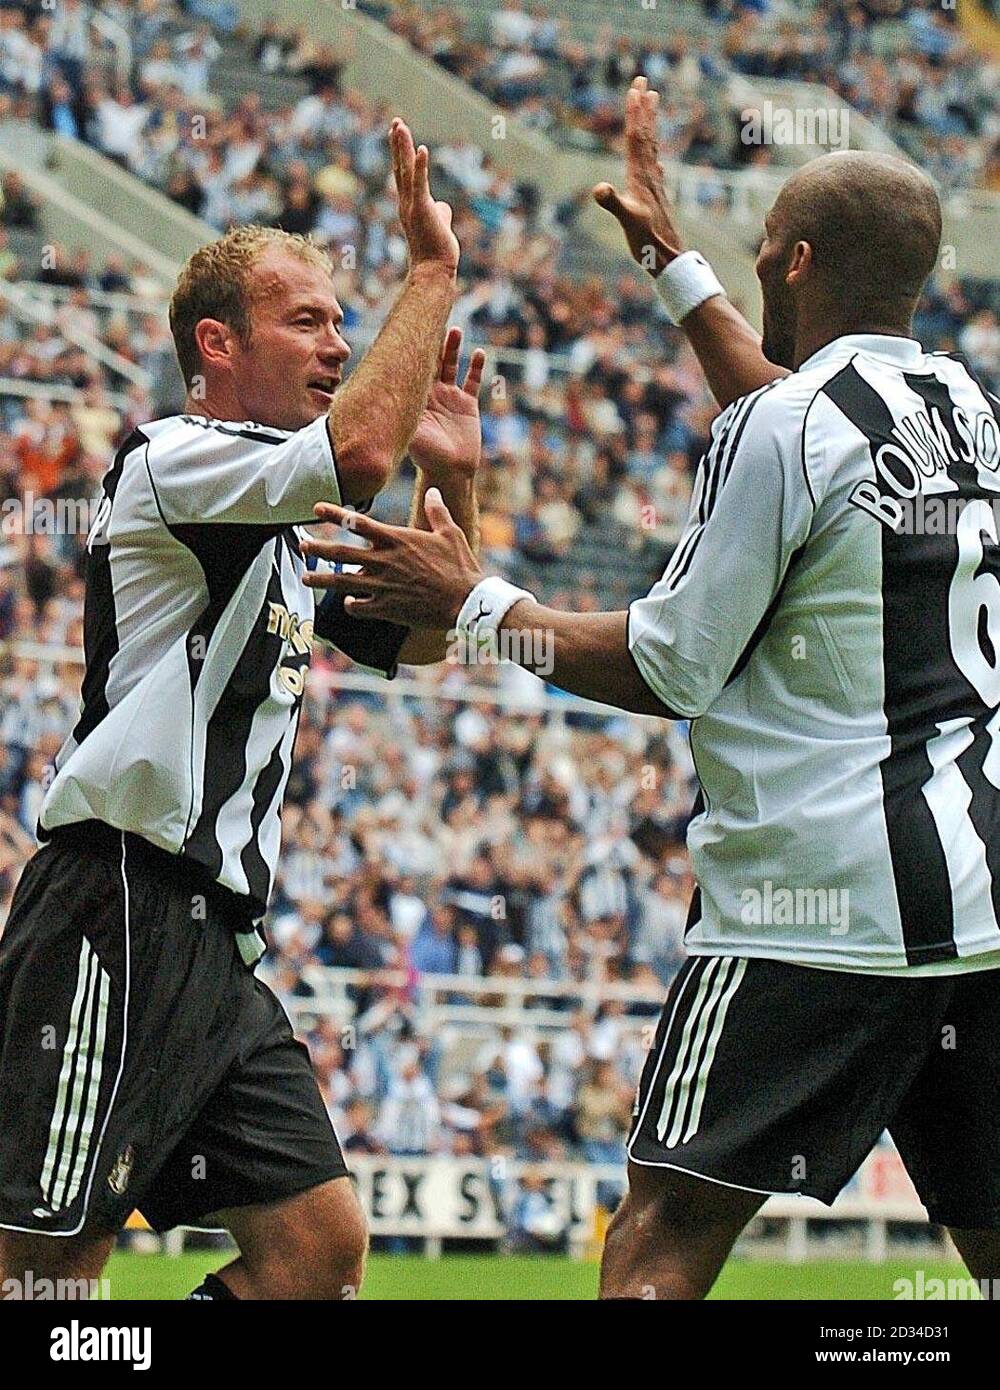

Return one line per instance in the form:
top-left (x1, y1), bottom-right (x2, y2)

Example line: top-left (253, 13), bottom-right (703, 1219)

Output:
top-left (628, 381), bottom-right (817, 719)
top-left (144, 415), bottom-right (340, 526)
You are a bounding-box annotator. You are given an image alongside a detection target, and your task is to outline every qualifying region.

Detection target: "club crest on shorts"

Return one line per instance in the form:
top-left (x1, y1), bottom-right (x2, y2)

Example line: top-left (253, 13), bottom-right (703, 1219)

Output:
top-left (108, 1145), bottom-right (135, 1196)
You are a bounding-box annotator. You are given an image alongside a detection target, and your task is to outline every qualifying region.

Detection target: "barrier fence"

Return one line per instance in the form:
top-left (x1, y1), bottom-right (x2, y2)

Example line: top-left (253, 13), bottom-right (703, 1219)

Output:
top-left (144, 1150), bottom-right (942, 1264)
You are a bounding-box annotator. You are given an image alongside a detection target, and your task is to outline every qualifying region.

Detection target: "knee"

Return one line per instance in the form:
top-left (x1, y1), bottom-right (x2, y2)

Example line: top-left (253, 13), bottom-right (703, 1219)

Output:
top-left (601, 1198), bottom-right (705, 1301)
top-left (268, 1188), bottom-right (368, 1300)
top-left (322, 1193), bottom-right (368, 1297)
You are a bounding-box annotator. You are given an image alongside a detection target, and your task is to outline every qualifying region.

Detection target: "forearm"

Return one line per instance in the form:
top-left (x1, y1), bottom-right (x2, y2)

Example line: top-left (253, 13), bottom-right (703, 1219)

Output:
top-left (398, 469), bottom-right (480, 664)
top-left (329, 263), bottom-right (456, 496)
top-left (680, 294), bottom-right (788, 408)
top-left (409, 465), bottom-right (479, 551)
top-left (495, 599), bottom-right (676, 717)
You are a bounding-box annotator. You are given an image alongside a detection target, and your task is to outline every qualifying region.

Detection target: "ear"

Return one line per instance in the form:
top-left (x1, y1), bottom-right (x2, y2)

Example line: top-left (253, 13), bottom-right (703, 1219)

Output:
top-left (192, 317), bottom-right (236, 372)
top-left (786, 240), bottom-right (813, 288)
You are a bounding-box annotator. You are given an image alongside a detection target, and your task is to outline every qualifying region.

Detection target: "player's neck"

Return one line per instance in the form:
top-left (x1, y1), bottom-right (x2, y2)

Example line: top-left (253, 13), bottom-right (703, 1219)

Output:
top-left (793, 318), bottom-right (915, 370)
top-left (182, 391), bottom-right (242, 417)
top-left (182, 381), bottom-right (245, 422)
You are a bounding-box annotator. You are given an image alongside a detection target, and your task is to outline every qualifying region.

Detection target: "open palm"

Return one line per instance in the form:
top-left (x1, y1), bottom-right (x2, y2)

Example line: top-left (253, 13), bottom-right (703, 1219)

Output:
top-left (409, 327), bottom-right (486, 477)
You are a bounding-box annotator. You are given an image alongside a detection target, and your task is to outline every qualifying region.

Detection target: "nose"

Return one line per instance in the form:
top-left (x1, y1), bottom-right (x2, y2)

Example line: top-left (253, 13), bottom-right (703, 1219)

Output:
top-left (315, 335), bottom-right (350, 374)
top-left (322, 326), bottom-right (351, 365)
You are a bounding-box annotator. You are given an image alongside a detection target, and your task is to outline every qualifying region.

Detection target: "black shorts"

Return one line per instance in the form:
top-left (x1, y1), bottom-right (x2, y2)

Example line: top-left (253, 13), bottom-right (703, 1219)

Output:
top-left (629, 953), bottom-right (1000, 1229)
top-left (0, 826), bottom-right (347, 1238)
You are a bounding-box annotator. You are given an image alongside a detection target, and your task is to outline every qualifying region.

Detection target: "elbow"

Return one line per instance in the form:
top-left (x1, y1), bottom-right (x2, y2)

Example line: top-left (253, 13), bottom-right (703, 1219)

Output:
top-left (333, 437), bottom-right (394, 508)
top-left (627, 645), bottom-right (707, 720)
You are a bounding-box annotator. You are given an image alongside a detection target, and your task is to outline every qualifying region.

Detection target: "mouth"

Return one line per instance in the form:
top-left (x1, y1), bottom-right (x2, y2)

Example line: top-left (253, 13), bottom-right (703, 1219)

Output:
top-left (307, 375), bottom-right (340, 402)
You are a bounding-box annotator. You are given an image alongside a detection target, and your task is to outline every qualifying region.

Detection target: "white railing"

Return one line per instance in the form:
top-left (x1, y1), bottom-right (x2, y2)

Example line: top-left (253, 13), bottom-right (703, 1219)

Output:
top-left (16, 281), bottom-right (584, 379)
top-left (0, 376), bottom-right (133, 410)
top-left (17, 282), bottom-right (166, 318)
top-left (284, 964), bottom-right (667, 1036)
top-left (299, 964), bottom-right (663, 1007)
top-left (4, 639), bottom-right (677, 723)
top-left (0, 128), bottom-right (181, 288)
top-left (1, 280), bottom-right (151, 389)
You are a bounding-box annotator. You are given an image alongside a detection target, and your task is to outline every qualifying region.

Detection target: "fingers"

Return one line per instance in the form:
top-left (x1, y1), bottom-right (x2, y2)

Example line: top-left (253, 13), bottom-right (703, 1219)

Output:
top-left (310, 502), bottom-right (395, 543)
top-left (437, 328), bottom-right (486, 395)
top-left (592, 181), bottom-right (632, 228)
top-left (625, 75), bottom-right (661, 170)
top-left (397, 120), bottom-right (416, 183)
top-left (462, 347), bottom-right (487, 398)
top-left (301, 564), bottom-right (378, 597)
top-left (423, 486), bottom-right (456, 533)
top-left (298, 539), bottom-right (371, 571)
top-left (413, 142), bottom-right (431, 208)
top-left (390, 119), bottom-right (411, 205)
top-left (439, 326), bottom-right (461, 384)
top-left (344, 593), bottom-right (390, 618)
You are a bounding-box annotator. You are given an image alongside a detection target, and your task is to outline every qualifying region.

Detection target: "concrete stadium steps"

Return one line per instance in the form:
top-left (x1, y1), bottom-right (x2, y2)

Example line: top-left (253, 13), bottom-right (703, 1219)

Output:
top-left (208, 33), bottom-right (311, 111)
top-left (0, 122), bottom-right (203, 287)
top-left (232, 0), bottom-right (763, 314)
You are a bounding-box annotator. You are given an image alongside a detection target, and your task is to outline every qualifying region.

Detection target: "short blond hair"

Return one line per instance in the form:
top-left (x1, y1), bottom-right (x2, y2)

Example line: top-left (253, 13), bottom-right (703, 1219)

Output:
top-left (169, 225), bottom-right (335, 386)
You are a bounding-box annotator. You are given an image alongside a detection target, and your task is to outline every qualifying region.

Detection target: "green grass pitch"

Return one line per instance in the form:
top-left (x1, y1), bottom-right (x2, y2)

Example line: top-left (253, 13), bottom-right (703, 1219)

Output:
top-left (103, 1252), bottom-right (966, 1301)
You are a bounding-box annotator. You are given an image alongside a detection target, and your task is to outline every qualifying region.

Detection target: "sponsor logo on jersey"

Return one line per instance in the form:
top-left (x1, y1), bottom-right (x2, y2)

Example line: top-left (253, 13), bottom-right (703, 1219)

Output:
top-left (267, 602), bottom-right (315, 697)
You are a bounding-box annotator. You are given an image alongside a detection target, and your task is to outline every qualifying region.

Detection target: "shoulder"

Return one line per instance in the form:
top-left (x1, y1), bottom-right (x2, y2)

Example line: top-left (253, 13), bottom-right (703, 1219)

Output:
top-left (167, 415), bottom-right (296, 445)
top-left (711, 373), bottom-right (827, 462)
top-left (141, 415), bottom-right (301, 465)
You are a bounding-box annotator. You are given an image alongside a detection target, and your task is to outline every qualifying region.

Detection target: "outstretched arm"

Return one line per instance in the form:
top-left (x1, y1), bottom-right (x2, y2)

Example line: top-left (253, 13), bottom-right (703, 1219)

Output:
top-left (328, 119), bottom-right (459, 504)
top-left (303, 495), bottom-right (665, 711)
top-left (301, 383), bottom-right (812, 720)
top-left (593, 76), bottom-right (787, 408)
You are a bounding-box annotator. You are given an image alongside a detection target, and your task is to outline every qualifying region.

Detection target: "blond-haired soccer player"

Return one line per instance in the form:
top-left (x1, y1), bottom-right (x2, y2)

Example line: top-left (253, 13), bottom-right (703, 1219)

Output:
top-left (0, 121), bottom-right (482, 1300)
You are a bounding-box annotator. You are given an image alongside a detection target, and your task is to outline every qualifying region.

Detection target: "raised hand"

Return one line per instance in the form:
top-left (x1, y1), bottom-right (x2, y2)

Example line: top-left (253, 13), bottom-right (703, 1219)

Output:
top-left (592, 76), bottom-right (684, 276)
top-left (390, 117), bottom-right (460, 273)
top-left (409, 327), bottom-right (486, 478)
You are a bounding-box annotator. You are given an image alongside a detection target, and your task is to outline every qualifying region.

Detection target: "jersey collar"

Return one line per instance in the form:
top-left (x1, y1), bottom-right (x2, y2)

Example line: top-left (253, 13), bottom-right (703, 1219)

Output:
top-left (798, 334), bottom-right (924, 372)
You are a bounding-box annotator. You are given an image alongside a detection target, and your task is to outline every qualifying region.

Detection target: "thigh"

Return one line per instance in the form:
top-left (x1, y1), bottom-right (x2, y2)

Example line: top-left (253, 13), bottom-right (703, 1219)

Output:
top-left (628, 954), bottom-right (952, 1204)
top-left (139, 977), bottom-right (348, 1234)
top-left (890, 968), bottom-right (1000, 1231)
top-left (0, 845), bottom-right (130, 1239)
top-left (601, 1160), bottom-right (766, 1300)
top-left (216, 1175), bottom-right (367, 1299)
top-left (0, 839), bottom-right (253, 1240)
top-left (0, 1229), bottom-right (114, 1292)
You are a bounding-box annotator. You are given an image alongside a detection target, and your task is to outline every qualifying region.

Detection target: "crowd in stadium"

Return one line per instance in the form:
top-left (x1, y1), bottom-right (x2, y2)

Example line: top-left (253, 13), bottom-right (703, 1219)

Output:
top-left (361, 0), bottom-right (997, 192)
top-left (2, 0), bottom-right (1000, 1189)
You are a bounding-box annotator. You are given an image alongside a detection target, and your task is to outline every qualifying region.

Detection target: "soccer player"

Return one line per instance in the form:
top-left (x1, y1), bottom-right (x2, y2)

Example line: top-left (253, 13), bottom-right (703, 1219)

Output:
top-left (301, 79), bottom-right (1000, 1298)
top-left (0, 120), bottom-right (484, 1299)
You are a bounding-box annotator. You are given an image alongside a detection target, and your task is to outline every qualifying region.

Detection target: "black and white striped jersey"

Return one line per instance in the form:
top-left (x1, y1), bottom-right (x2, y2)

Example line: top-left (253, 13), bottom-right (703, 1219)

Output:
top-left (628, 334), bottom-right (1000, 974)
top-left (39, 413), bottom-right (407, 922)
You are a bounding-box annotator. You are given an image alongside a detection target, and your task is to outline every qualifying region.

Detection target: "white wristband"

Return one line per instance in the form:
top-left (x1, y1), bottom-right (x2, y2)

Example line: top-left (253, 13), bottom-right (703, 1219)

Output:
top-left (456, 576), bottom-right (536, 652)
top-left (654, 250), bottom-right (726, 325)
